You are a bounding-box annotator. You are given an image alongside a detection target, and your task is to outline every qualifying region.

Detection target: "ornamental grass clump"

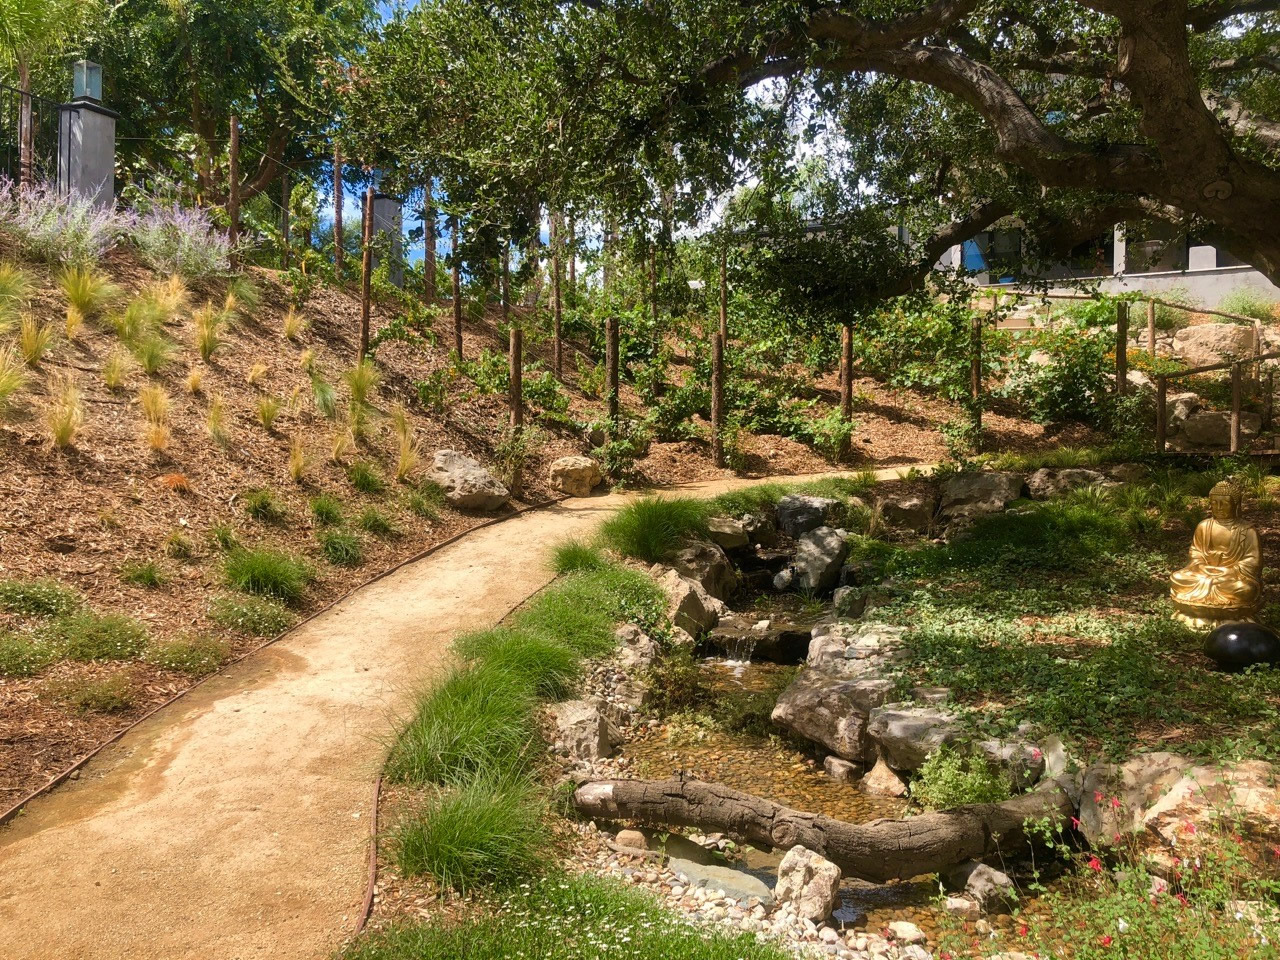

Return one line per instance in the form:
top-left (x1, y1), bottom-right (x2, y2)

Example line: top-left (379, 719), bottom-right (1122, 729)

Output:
top-left (455, 627), bottom-right (580, 701)
top-left (598, 496), bottom-right (710, 562)
top-left (318, 529), bottom-right (363, 567)
top-left (242, 487), bottom-right (286, 524)
top-left (45, 375), bottom-right (84, 448)
top-left (309, 494), bottom-right (344, 526)
top-left (19, 315), bottom-right (52, 367)
top-left (0, 345), bottom-right (29, 413)
top-left (193, 303), bottom-right (223, 361)
top-left (121, 560), bottom-right (167, 588)
top-left (223, 547), bottom-right (312, 605)
top-left (550, 539), bottom-right (607, 574)
top-left (59, 265), bottom-right (119, 332)
top-left (348, 460), bottom-right (385, 494)
top-left (208, 594), bottom-right (293, 636)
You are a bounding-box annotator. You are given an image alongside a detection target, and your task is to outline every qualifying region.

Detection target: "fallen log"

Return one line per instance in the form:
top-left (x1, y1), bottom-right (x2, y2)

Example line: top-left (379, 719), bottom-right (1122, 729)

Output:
top-left (573, 775), bottom-right (1077, 883)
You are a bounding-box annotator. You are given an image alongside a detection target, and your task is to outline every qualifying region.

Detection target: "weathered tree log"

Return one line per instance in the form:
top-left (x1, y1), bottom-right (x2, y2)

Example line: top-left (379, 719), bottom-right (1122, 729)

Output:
top-left (573, 776), bottom-right (1077, 883)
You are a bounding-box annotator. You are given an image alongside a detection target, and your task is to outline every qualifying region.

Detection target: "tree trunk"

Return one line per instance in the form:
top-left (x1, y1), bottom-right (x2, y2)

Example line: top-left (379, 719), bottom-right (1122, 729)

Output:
top-left (424, 188), bottom-right (436, 305)
top-left (606, 314), bottom-right (620, 428)
top-left (451, 217), bottom-right (463, 359)
top-left (711, 332), bottom-right (725, 467)
top-left (280, 170), bottom-right (291, 271)
top-left (840, 321), bottom-right (854, 460)
top-left (506, 248), bottom-right (523, 496)
top-left (17, 62), bottom-right (32, 188)
top-left (228, 115), bottom-right (241, 270)
top-left (552, 210), bottom-right (563, 379)
top-left (573, 777), bottom-right (1076, 884)
top-left (333, 143), bottom-right (344, 280)
top-left (567, 213), bottom-right (577, 294)
top-left (360, 185), bottom-right (374, 359)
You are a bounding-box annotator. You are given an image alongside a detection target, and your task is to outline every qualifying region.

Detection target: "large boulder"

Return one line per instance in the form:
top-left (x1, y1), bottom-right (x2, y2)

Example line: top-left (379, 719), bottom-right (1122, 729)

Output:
top-left (939, 472), bottom-right (1024, 520)
top-left (1173, 322), bottom-right (1257, 368)
top-left (1180, 410), bottom-right (1263, 447)
top-left (708, 615), bottom-right (810, 664)
top-left (548, 455), bottom-right (602, 497)
top-left (655, 568), bottom-right (725, 636)
top-left (1025, 468), bottom-right (1111, 500)
top-left (1168, 391), bottom-right (1202, 428)
top-left (548, 699), bottom-right (619, 760)
top-left (771, 668), bottom-right (882, 761)
top-left (943, 861), bottom-right (1017, 915)
top-left (774, 846), bottom-right (842, 923)
top-left (428, 450), bottom-right (509, 510)
top-left (614, 624), bottom-right (660, 672)
top-left (672, 541), bottom-right (738, 602)
top-left (1077, 752), bottom-right (1194, 847)
top-left (792, 526), bottom-right (848, 593)
top-left (776, 494), bottom-right (843, 538)
top-left (867, 705), bottom-right (964, 770)
top-left (706, 516), bottom-right (749, 550)
top-left (877, 494), bottom-right (935, 534)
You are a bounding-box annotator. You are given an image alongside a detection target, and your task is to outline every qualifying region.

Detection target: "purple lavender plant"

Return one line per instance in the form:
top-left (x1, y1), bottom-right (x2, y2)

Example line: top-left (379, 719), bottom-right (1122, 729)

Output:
top-left (0, 177), bottom-right (125, 266)
top-left (129, 201), bottom-right (236, 279)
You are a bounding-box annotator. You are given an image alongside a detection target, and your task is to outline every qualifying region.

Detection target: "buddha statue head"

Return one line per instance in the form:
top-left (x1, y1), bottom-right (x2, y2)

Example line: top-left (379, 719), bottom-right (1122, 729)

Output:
top-left (1208, 480), bottom-right (1244, 523)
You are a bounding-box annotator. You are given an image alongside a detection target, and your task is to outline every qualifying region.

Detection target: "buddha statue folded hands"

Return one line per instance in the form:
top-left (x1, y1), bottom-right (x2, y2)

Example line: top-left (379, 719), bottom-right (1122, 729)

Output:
top-left (1170, 480), bottom-right (1264, 629)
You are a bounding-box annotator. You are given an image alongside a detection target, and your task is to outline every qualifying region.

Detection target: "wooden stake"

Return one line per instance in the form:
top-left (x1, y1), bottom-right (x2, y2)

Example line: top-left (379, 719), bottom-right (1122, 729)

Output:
top-left (711, 331), bottom-right (725, 467)
top-left (1115, 301), bottom-right (1128, 396)
top-left (1146, 299), bottom-right (1157, 359)
top-left (228, 114), bottom-right (240, 269)
top-left (606, 315), bottom-right (620, 428)
top-left (451, 217), bottom-right (463, 359)
top-left (1231, 361), bottom-right (1243, 453)
top-left (332, 143), bottom-right (344, 279)
top-left (840, 321), bottom-right (854, 460)
top-left (359, 185), bottom-right (374, 359)
top-left (423, 187), bottom-right (436, 304)
top-left (280, 169), bottom-right (290, 271)
top-left (552, 211), bottom-right (563, 379)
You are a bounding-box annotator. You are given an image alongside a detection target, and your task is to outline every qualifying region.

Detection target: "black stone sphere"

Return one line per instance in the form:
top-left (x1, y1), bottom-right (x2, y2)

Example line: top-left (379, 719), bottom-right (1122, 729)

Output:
top-left (1203, 622), bottom-right (1280, 672)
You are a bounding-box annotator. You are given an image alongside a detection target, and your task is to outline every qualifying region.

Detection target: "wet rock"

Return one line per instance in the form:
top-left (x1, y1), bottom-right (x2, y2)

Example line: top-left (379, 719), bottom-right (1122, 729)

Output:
top-left (1077, 752), bottom-right (1193, 846)
top-left (548, 699), bottom-right (619, 760)
top-left (793, 526), bottom-right (848, 593)
top-left (876, 494), bottom-right (935, 533)
top-left (771, 668), bottom-right (875, 761)
top-left (775, 846), bottom-right (842, 924)
top-left (656, 568), bottom-right (726, 636)
top-left (859, 756), bottom-right (908, 797)
top-left (668, 857), bottom-right (774, 905)
top-left (709, 615), bottom-right (810, 664)
top-left (867, 705), bottom-right (963, 770)
top-left (887, 920), bottom-right (926, 945)
top-left (939, 471), bottom-right (1024, 519)
top-left (427, 449), bottom-right (509, 510)
top-left (549, 455), bottom-right (602, 497)
top-left (707, 516), bottom-right (750, 550)
top-left (1025, 467), bottom-right (1111, 500)
top-left (672, 541), bottom-right (738, 602)
top-left (943, 861), bottom-right (1017, 914)
top-left (823, 756), bottom-right (863, 783)
top-left (776, 494), bottom-right (843, 538)
top-left (1173, 322), bottom-right (1257, 368)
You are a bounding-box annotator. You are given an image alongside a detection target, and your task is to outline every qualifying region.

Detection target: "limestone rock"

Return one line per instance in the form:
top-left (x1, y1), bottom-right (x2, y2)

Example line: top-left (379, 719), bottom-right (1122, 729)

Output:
top-left (977, 738), bottom-right (1047, 788)
top-left (793, 526), bottom-right (848, 593)
top-left (1107, 463), bottom-right (1148, 484)
top-left (672, 541), bottom-right (738, 601)
top-left (823, 755), bottom-right (863, 783)
top-left (832, 585), bottom-right (867, 620)
top-left (887, 920), bottom-right (927, 945)
top-left (1168, 391), bottom-right (1202, 427)
top-left (1181, 410), bottom-right (1262, 447)
top-left (939, 471), bottom-right (1024, 520)
top-left (615, 829), bottom-right (648, 850)
top-left (428, 449), bottom-right (509, 510)
top-left (668, 857), bottom-right (774, 905)
top-left (656, 568), bottom-right (725, 636)
top-left (867, 705), bottom-right (963, 770)
top-left (774, 845), bottom-right (842, 924)
top-left (860, 756), bottom-right (908, 797)
top-left (943, 861), bottom-right (1017, 914)
top-left (548, 455), bottom-right (602, 497)
top-left (877, 494), bottom-right (935, 533)
top-left (1173, 322), bottom-right (1257, 368)
top-left (742, 513), bottom-right (778, 546)
top-left (707, 516), bottom-right (749, 550)
top-left (1026, 467), bottom-right (1110, 500)
top-left (776, 494), bottom-right (842, 538)
top-left (548, 699), bottom-right (619, 760)
top-left (944, 896), bottom-right (980, 919)
top-left (1077, 752), bottom-right (1194, 846)
top-left (770, 668), bottom-right (876, 761)
top-left (614, 624), bottom-right (660, 672)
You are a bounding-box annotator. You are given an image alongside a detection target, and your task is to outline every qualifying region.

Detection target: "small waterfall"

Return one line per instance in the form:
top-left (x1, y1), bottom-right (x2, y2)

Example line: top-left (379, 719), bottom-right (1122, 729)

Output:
top-left (722, 634), bottom-right (757, 664)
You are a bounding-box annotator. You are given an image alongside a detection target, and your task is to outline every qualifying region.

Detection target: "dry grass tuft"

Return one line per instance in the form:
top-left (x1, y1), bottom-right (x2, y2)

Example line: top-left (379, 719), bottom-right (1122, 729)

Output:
top-left (391, 404), bottom-right (420, 482)
top-left (330, 428), bottom-right (354, 464)
top-left (144, 421), bottom-right (171, 453)
top-left (59, 265), bottom-right (120, 326)
top-left (102, 350), bottom-right (128, 391)
top-left (246, 362), bottom-right (268, 388)
top-left (288, 436), bottom-right (310, 484)
top-left (299, 348), bottom-right (316, 373)
top-left (282, 307), bottom-right (307, 341)
top-left (158, 473), bottom-right (191, 494)
top-left (185, 365), bottom-right (203, 395)
top-left (19, 315), bottom-right (52, 367)
top-left (138, 384), bottom-right (169, 425)
top-left (46, 375), bottom-right (84, 449)
top-left (207, 394), bottom-right (230, 447)
top-left (255, 396), bottom-right (282, 432)
top-left (0, 345), bottom-right (29, 415)
top-left (193, 304), bottom-right (223, 361)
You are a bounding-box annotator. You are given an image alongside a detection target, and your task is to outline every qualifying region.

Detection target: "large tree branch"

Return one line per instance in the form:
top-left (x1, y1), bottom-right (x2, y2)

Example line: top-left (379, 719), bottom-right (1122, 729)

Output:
top-left (1188, 0), bottom-right (1280, 31)
top-left (1205, 92), bottom-right (1280, 149)
top-left (239, 127), bottom-right (288, 202)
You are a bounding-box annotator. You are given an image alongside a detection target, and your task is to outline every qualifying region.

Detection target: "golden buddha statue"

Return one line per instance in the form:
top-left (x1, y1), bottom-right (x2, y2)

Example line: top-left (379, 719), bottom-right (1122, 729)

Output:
top-left (1170, 480), bottom-right (1263, 629)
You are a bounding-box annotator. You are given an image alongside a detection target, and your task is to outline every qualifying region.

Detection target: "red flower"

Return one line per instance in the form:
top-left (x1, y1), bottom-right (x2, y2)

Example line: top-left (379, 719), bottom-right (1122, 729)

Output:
top-left (1071, 816), bottom-right (1082, 830)
top-left (1032, 747), bottom-right (1043, 760)
top-left (1018, 924), bottom-right (1029, 937)
top-left (1110, 796), bottom-right (1122, 809)
top-left (1088, 856), bottom-right (1104, 872)
top-left (1094, 790), bottom-right (1105, 804)
top-left (1182, 820), bottom-right (1197, 835)
top-left (1177, 892), bottom-right (1190, 908)
top-left (1100, 934), bottom-right (1113, 947)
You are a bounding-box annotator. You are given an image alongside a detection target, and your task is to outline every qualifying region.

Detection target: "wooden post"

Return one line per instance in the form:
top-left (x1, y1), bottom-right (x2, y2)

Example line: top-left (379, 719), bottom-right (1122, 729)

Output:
top-left (1115, 301), bottom-right (1129, 396)
top-left (17, 68), bottom-right (32, 187)
top-left (567, 213), bottom-right (576, 295)
top-left (711, 331), bottom-right (725, 467)
top-left (228, 114), bottom-right (240, 269)
top-left (1156, 375), bottom-right (1168, 454)
top-left (1146, 300), bottom-right (1157, 359)
top-left (840, 322), bottom-right (854, 459)
top-left (505, 248), bottom-right (523, 496)
top-left (451, 217), bottom-right (463, 359)
top-left (423, 188), bottom-right (436, 304)
top-left (606, 315), bottom-right (620, 428)
top-left (1231, 361), bottom-right (1243, 454)
top-left (552, 211), bottom-right (563, 379)
top-left (333, 143), bottom-right (344, 279)
top-left (280, 169), bottom-right (291, 271)
top-left (718, 243), bottom-right (729, 342)
top-left (359, 185), bottom-right (374, 359)
top-left (970, 311), bottom-right (983, 431)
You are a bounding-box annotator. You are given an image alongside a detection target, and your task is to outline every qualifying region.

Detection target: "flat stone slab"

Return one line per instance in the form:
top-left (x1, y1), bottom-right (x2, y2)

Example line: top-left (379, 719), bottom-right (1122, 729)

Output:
top-left (668, 857), bottom-right (774, 905)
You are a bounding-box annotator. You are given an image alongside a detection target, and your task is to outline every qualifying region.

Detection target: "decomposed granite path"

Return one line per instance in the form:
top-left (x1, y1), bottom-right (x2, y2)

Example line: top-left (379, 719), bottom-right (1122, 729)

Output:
top-left (0, 467), bottom-right (916, 960)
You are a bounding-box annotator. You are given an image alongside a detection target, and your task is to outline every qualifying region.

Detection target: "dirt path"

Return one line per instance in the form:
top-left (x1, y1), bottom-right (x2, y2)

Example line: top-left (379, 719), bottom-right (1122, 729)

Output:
top-left (0, 469), bottom-right (914, 960)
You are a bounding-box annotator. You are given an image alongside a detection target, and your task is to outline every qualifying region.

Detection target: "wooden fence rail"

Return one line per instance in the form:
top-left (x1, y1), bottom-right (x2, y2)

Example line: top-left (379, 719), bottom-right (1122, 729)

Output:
top-left (1155, 350), bottom-right (1280, 454)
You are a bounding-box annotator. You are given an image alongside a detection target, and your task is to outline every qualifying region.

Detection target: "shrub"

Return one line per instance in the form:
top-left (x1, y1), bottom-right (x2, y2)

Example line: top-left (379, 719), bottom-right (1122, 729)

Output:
top-left (223, 547), bottom-right (312, 604)
top-left (356, 506), bottom-right (395, 536)
top-left (121, 560), bottom-right (167, 588)
top-left (455, 627), bottom-right (580, 701)
top-left (208, 594), bottom-right (293, 636)
top-left (394, 776), bottom-right (549, 892)
top-left (385, 663), bottom-right (538, 785)
top-left (0, 180), bottom-right (122, 265)
top-left (129, 202), bottom-right (232, 278)
top-left (909, 745), bottom-right (1014, 811)
top-left (45, 375), bottom-right (84, 449)
top-left (309, 494), bottom-right (344, 526)
top-left (43, 674), bottom-right (135, 713)
top-left (51, 612), bottom-right (150, 661)
top-left (551, 539), bottom-right (607, 574)
top-left (348, 461), bottom-right (386, 494)
top-left (1219, 287), bottom-right (1276, 322)
top-left (146, 635), bottom-right (229, 675)
top-left (319, 529), bottom-right (364, 567)
top-left (0, 631), bottom-right (62, 676)
top-left (598, 496), bottom-right (709, 562)
top-left (243, 488), bottom-right (287, 524)
top-left (0, 578), bottom-right (81, 617)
